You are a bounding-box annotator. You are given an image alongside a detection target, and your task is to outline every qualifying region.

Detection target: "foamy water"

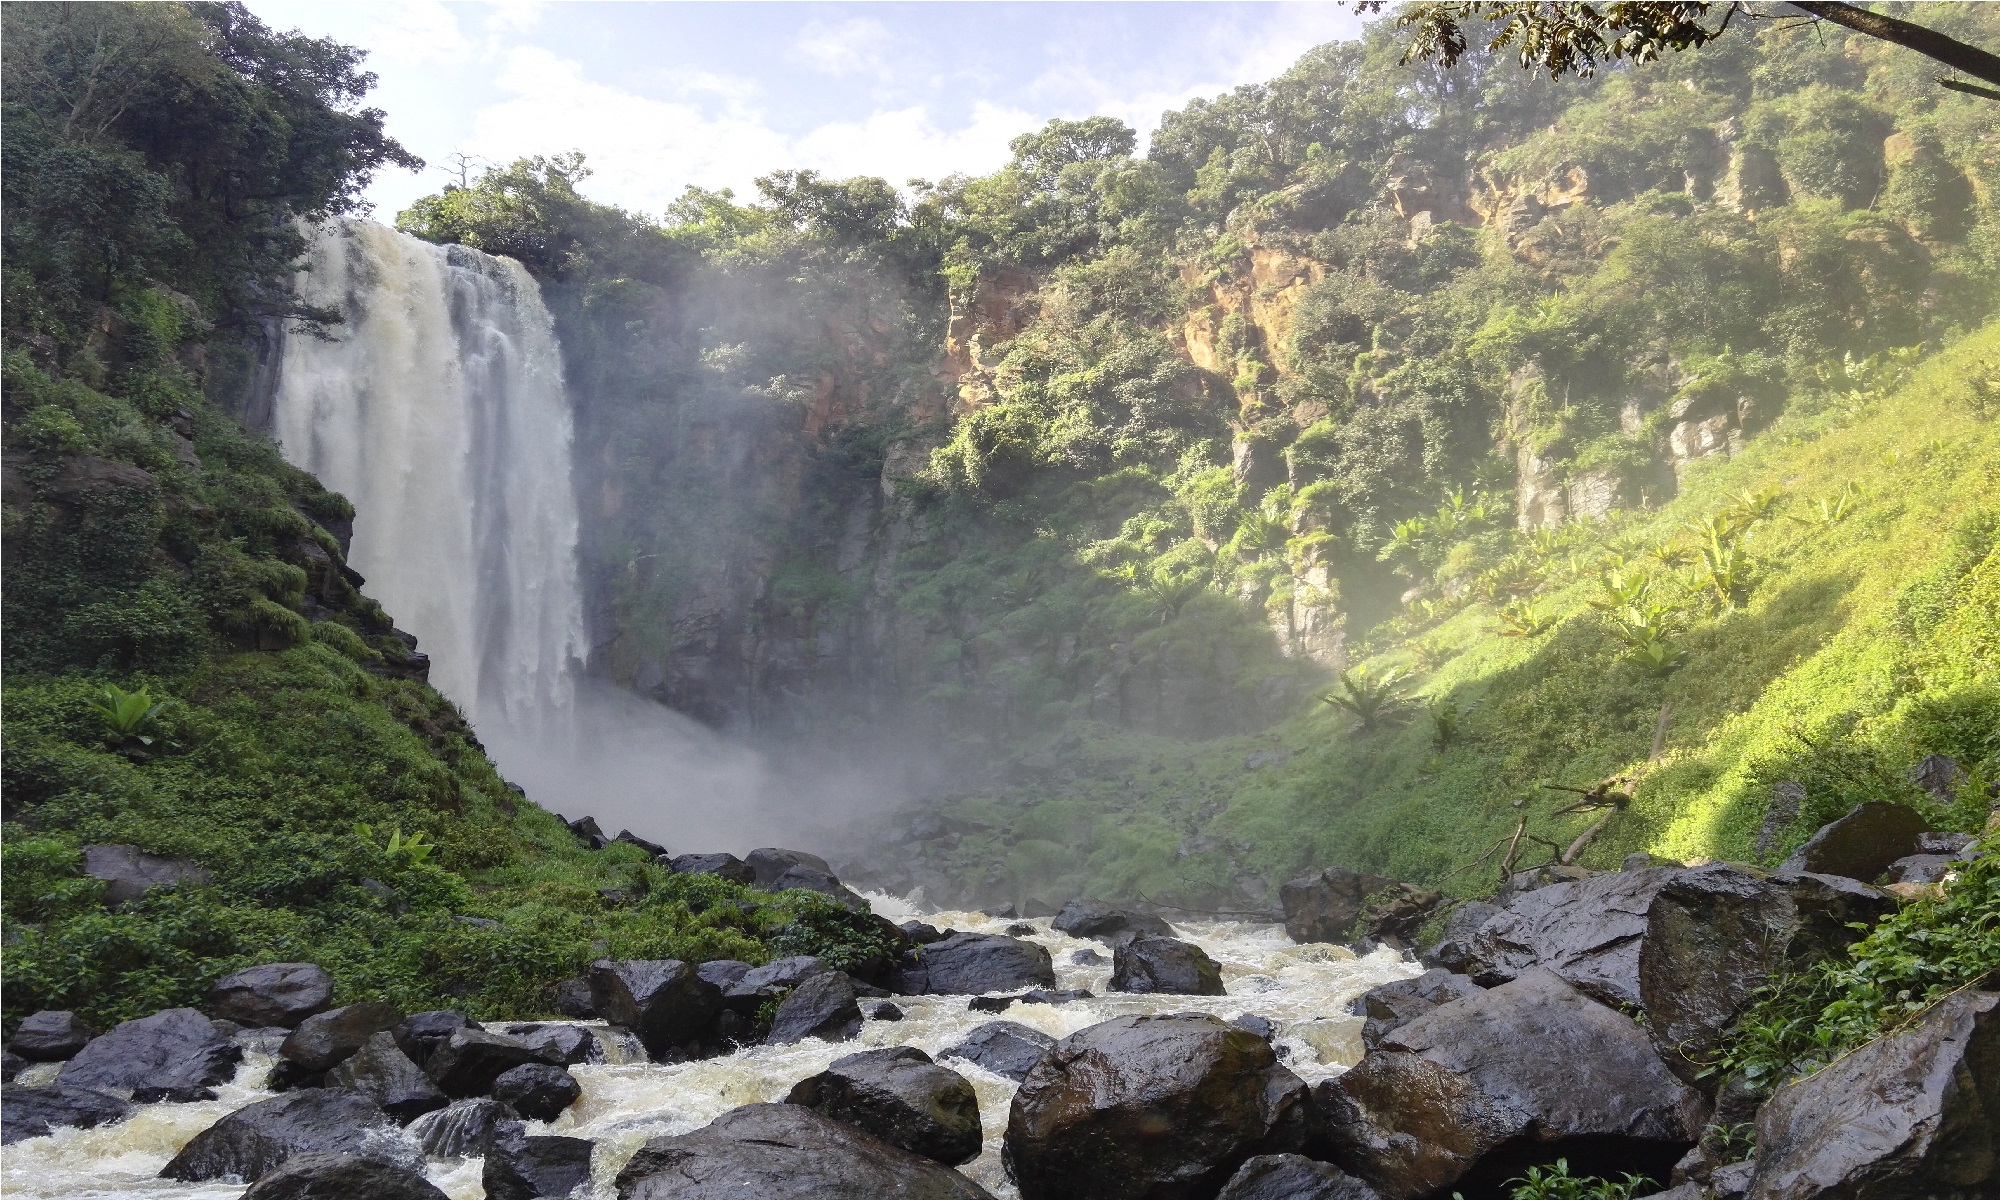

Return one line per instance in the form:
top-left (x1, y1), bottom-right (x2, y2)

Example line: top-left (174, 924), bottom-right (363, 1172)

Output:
top-left (1, 897), bottom-right (1418, 1199)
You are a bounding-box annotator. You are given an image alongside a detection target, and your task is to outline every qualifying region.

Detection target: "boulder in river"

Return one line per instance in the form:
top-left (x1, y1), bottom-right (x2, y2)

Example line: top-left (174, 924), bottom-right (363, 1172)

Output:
top-left (241, 1151), bottom-right (449, 1200)
top-left (408, 1098), bottom-right (514, 1158)
top-left (161, 1088), bottom-right (421, 1182)
top-left (1218, 1154), bottom-right (1383, 1200)
top-left (553, 977), bottom-right (596, 1019)
top-left (424, 1027), bottom-right (550, 1098)
top-left (786, 1046), bottom-right (982, 1166)
top-left (485, 1123), bottom-right (595, 1200)
top-left (281, 1002), bottom-right (404, 1075)
top-left (766, 971), bottom-right (864, 1045)
top-left (1004, 1012), bottom-right (1308, 1200)
top-left (503, 1022), bottom-right (596, 1066)
top-left (893, 932), bottom-right (1056, 995)
top-left (10, 1010), bottom-right (94, 1061)
top-left (1280, 867), bottom-right (1394, 944)
top-left (0, 1083), bottom-right (133, 1144)
top-left (80, 843), bottom-right (212, 905)
top-left (1, 1050), bottom-right (24, 1082)
top-left (668, 852), bottom-right (756, 885)
top-left (1347, 969), bottom-right (1481, 1050)
top-left (325, 1032), bottom-right (447, 1122)
top-left (588, 958), bottom-right (725, 1060)
top-left (1779, 801), bottom-right (1933, 881)
top-left (1313, 967), bottom-right (1707, 1199)
top-left (58, 1006), bottom-right (242, 1094)
top-left (697, 959), bottom-right (754, 992)
top-left (490, 1062), bottom-right (582, 1121)
top-left (208, 963), bottom-right (334, 1028)
top-left (1109, 935), bottom-right (1226, 995)
top-left (613, 1102), bottom-right (994, 1199)
top-left (940, 1021), bottom-right (1056, 1082)
top-left (725, 955), bottom-right (829, 1008)
top-left (392, 1011), bottom-right (480, 1070)
top-left (1463, 865), bottom-right (1680, 1006)
top-left (1050, 899), bottom-right (1174, 942)
top-left (1417, 902), bottom-right (1499, 974)
top-left (1748, 989), bottom-right (1998, 1199)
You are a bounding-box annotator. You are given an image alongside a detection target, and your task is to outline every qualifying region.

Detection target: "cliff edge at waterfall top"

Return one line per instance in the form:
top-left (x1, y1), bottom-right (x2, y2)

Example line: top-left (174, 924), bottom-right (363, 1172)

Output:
top-left (3, 4), bottom-right (1999, 1200)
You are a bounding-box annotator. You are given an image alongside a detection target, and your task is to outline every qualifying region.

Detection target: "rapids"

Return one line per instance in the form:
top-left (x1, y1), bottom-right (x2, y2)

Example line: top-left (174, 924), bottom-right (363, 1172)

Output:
top-left (0, 900), bottom-right (1419, 1199)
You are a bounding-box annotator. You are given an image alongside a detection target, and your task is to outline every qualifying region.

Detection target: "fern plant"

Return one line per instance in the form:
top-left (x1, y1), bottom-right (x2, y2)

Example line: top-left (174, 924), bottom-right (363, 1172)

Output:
top-left (1427, 698), bottom-right (1474, 753)
top-left (89, 683), bottom-right (170, 748)
top-left (1495, 597), bottom-right (1552, 638)
top-left (1321, 667), bottom-right (1412, 732)
top-left (1793, 485), bottom-right (1857, 527)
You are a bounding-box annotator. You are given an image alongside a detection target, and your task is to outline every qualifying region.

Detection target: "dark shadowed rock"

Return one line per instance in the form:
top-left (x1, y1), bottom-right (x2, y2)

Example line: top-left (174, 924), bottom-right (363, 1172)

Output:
top-left (1639, 865), bottom-right (1892, 1082)
top-left (281, 1002), bottom-right (404, 1074)
top-left (11, 1011), bottom-right (94, 1061)
top-left (553, 978), bottom-right (596, 1019)
top-left (491, 1063), bottom-right (581, 1121)
top-left (1231, 1015), bottom-right (1276, 1041)
top-left (1110, 936), bottom-right (1226, 995)
top-left (767, 972), bottom-right (863, 1045)
top-left (894, 933), bottom-right (1056, 995)
top-left (567, 816), bottom-right (606, 849)
top-left (1347, 969), bottom-right (1481, 1049)
top-left (615, 830), bottom-right (668, 857)
top-left (80, 844), bottom-right (212, 905)
top-left (161, 1088), bottom-right (421, 1181)
top-left (241, 1152), bottom-right (448, 1200)
top-left (770, 865), bottom-right (872, 911)
top-left (786, 1046), bottom-right (981, 1166)
top-left (1779, 801), bottom-right (1933, 881)
top-left (1021, 988), bottom-right (1093, 1006)
top-left (1313, 968), bottom-right (1707, 1199)
top-left (1004, 1012), bottom-right (1307, 1200)
top-left (408, 1098), bottom-right (513, 1158)
top-left (1464, 866), bottom-right (1680, 1006)
top-left (725, 956), bottom-right (829, 1008)
top-left (502, 1023), bottom-right (596, 1066)
top-left (870, 1002), bottom-right (906, 1021)
top-left (900, 921), bottom-right (946, 945)
top-left (1418, 902), bottom-right (1500, 974)
top-left (1353, 884), bottom-right (1443, 949)
top-left (485, 1124), bottom-right (594, 1200)
top-left (695, 960), bottom-right (753, 993)
top-left (1070, 947), bottom-right (1106, 965)
top-left (209, 964), bottom-right (334, 1029)
top-left (968, 995), bottom-right (1017, 1014)
top-left (59, 1007), bottom-right (242, 1093)
top-left (746, 847), bottom-right (834, 887)
top-left (668, 853), bottom-right (756, 885)
top-left (392, 1011), bottom-right (480, 1070)
top-left (1218, 1154), bottom-right (1382, 1200)
top-left (1749, 990), bottom-right (1998, 1200)
top-left (940, 1021), bottom-right (1055, 1082)
top-left (2, 1050), bottom-right (25, 1082)
top-left (325, 1032), bottom-right (447, 1122)
top-left (588, 959), bottom-right (725, 1060)
top-left (1280, 867), bottom-right (1394, 944)
top-left (613, 1103), bottom-right (994, 1199)
top-left (1885, 854), bottom-right (1960, 884)
top-left (425, 1028), bottom-right (549, 1098)
top-left (1051, 899), bottom-right (1174, 942)
top-left (1, 1083), bottom-right (133, 1144)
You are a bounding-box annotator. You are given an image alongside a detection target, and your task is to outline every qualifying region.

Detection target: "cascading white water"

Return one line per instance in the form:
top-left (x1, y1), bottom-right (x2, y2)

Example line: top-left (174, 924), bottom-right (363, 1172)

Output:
top-left (270, 219), bottom-right (586, 731)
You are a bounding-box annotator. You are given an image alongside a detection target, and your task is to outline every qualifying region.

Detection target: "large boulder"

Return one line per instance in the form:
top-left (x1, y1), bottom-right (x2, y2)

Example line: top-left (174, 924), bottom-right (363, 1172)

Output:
top-left (553, 977), bottom-right (597, 1018)
top-left (1218, 1155), bottom-right (1382, 1200)
top-left (1051, 899), bottom-right (1173, 942)
top-left (613, 1102), bottom-right (994, 1199)
top-left (1464, 865), bottom-right (1680, 1006)
top-left (894, 933), bottom-right (1056, 995)
top-left (1749, 990), bottom-right (1998, 1199)
top-left (725, 956), bottom-right (830, 1009)
top-left (696, 960), bottom-right (754, 992)
top-left (324, 1032), bottom-right (447, 1122)
top-left (490, 1063), bottom-right (581, 1122)
top-left (503, 1023), bottom-right (597, 1066)
top-left (424, 1028), bottom-right (549, 1098)
top-left (209, 963), bottom-right (335, 1029)
top-left (281, 1002), bottom-right (404, 1075)
top-left (58, 1007), bottom-right (242, 1093)
top-left (669, 853), bottom-right (756, 886)
top-left (161, 1088), bottom-right (422, 1182)
top-left (1004, 1013), bottom-right (1307, 1200)
top-left (1347, 969), bottom-right (1481, 1050)
top-left (786, 1046), bottom-right (981, 1166)
top-left (1280, 867), bottom-right (1394, 944)
top-left (1313, 968), bottom-right (1707, 1199)
top-left (1109, 936), bottom-right (1226, 995)
top-left (941, 1020), bottom-right (1056, 1082)
top-left (392, 1011), bottom-right (479, 1070)
top-left (1417, 902), bottom-right (1500, 974)
top-left (484, 1124), bottom-right (595, 1200)
top-left (1, 1083), bottom-right (133, 1144)
top-left (588, 958), bottom-right (725, 1060)
top-left (80, 844), bottom-right (212, 905)
top-left (766, 972), bottom-right (863, 1045)
top-left (408, 1098), bottom-right (514, 1158)
top-left (10, 1010), bottom-right (94, 1061)
top-left (1779, 801), bottom-right (1934, 882)
top-left (240, 1152), bottom-right (449, 1200)
top-left (1639, 864), bottom-right (1892, 1082)
top-left (746, 847), bottom-right (835, 887)
top-left (1352, 884), bottom-right (1443, 949)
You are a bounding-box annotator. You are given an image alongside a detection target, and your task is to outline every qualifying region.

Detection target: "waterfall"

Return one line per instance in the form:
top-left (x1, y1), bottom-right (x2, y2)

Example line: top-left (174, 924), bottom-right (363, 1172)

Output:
top-left (271, 219), bottom-right (586, 734)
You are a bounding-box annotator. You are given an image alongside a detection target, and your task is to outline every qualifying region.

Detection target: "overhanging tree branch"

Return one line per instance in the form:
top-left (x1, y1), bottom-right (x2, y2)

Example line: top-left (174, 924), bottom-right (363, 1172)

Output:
top-left (1788, 2), bottom-right (2000, 87)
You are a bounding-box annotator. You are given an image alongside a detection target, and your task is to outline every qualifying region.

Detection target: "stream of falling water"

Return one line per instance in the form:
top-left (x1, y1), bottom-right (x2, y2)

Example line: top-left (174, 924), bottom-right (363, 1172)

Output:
top-left (0, 900), bottom-right (1418, 1199)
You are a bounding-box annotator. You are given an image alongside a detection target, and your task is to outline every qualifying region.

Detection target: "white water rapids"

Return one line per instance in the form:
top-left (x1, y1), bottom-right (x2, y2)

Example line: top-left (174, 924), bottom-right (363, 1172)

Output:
top-left (0, 904), bottom-right (1419, 1199)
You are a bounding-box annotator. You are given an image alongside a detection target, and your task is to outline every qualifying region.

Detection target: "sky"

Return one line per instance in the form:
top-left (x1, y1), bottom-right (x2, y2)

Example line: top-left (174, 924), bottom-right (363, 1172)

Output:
top-left (245, 1), bottom-right (1365, 221)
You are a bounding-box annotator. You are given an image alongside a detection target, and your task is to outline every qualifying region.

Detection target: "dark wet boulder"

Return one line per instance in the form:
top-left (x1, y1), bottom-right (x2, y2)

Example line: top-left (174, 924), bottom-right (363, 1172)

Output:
top-left (1051, 899), bottom-right (1173, 942)
top-left (870, 1002), bottom-right (905, 1021)
top-left (209, 963), bottom-right (334, 1029)
top-left (767, 972), bottom-right (863, 1045)
top-left (613, 1102), bottom-right (994, 1199)
top-left (281, 1002), bottom-right (404, 1075)
top-left (1347, 969), bottom-right (1481, 1050)
top-left (724, 955), bottom-right (829, 1008)
top-left (553, 978), bottom-right (596, 1019)
top-left (1464, 866), bottom-right (1680, 1006)
top-left (1313, 968), bottom-right (1707, 1199)
top-left (940, 1021), bottom-right (1056, 1082)
top-left (1004, 1012), bottom-right (1307, 1200)
top-left (1022, 988), bottom-right (1093, 1006)
top-left (1352, 884), bottom-right (1443, 949)
top-left (409, 1098), bottom-right (514, 1158)
top-left (392, 1011), bottom-right (480, 1070)
top-left (1749, 989), bottom-right (1997, 1199)
top-left (10, 1010), bottom-right (94, 1061)
top-left (325, 1032), bottom-right (447, 1122)
top-left (1218, 1154), bottom-right (1382, 1200)
top-left (1110, 935), bottom-right (1226, 996)
top-left (501, 1023), bottom-right (596, 1066)
top-left (485, 1123), bottom-right (594, 1200)
top-left (1779, 801), bottom-right (1933, 882)
top-left (1231, 1015), bottom-right (1276, 1041)
top-left (80, 844), bottom-right (212, 905)
top-left (59, 1007), bottom-right (242, 1093)
top-left (425, 1028), bottom-right (550, 1098)
top-left (1, 1050), bottom-right (25, 1082)
top-left (1280, 867), bottom-right (1395, 944)
top-left (968, 994), bottom-right (1018, 1013)
top-left (900, 921), bottom-right (946, 944)
top-left (588, 958), bottom-right (725, 1060)
top-left (1417, 902), bottom-right (1500, 974)
top-left (894, 933), bottom-right (1056, 995)
top-left (1885, 853), bottom-right (1959, 884)
top-left (161, 1088), bottom-right (421, 1182)
top-left (241, 1152), bottom-right (449, 1200)
top-left (1, 1083), bottom-right (133, 1144)
top-left (668, 852), bottom-right (756, 885)
top-left (567, 816), bottom-right (607, 849)
top-left (1639, 864), bottom-right (1892, 1082)
top-left (786, 1046), bottom-right (981, 1166)
top-left (615, 830), bottom-right (668, 857)
top-left (491, 1063), bottom-right (582, 1121)
top-left (696, 959), bottom-right (754, 993)
top-left (746, 847), bottom-right (834, 887)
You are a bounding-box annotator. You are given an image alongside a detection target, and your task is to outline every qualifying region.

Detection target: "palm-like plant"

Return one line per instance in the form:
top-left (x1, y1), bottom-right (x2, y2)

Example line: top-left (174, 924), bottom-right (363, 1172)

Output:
top-left (1321, 667), bottom-right (1413, 731)
top-left (355, 823), bottom-right (436, 866)
top-left (1427, 698), bottom-right (1475, 753)
top-left (1495, 597), bottom-right (1551, 638)
top-left (1143, 569), bottom-right (1208, 622)
top-left (89, 683), bottom-right (169, 747)
top-left (1792, 486), bottom-right (1857, 527)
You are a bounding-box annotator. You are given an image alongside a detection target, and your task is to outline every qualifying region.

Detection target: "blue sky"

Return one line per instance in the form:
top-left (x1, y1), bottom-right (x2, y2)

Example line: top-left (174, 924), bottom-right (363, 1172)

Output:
top-left (245, 2), bottom-right (1363, 221)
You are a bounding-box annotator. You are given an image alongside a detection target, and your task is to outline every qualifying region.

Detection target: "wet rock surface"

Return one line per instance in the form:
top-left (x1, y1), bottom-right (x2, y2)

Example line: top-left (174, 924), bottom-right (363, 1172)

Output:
top-left (668, 852), bottom-right (756, 885)
top-left (391, 1011), bottom-right (479, 1070)
top-left (1050, 899), bottom-right (1174, 942)
top-left (940, 1020), bottom-right (1056, 1082)
top-left (1464, 866), bottom-right (1679, 1006)
top-left (894, 933), bottom-right (1056, 995)
top-left (58, 1007), bottom-right (242, 1094)
top-left (324, 1032), bottom-right (447, 1122)
top-left (786, 1046), bottom-right (982, 1166)
top-left (1, 1083), bottom-right (134, 1144)
top-left (79, 844), bottom-right (213, 905)
top-left (1778, 800), bottom-right (1933, 881)
top-left (208, 963), bottom-right (335, 1029)
top-left (485, 1124), bottom-right (594, 1200)
top-left (1218, 1154), bottom-right (1383, 1200)
top-left (1347, 969), bottom-right (1481, 1049)
top-left (589, 958), bottom-right (725, 1060)
top-left (1280, 867), bottom-right (1393, 944)
top-left (766, 971), bottom-right (864, 1045)
top-left (1109, 935), bottom-right (1226, 995)
top-left (725, 955), bottom-right (829, 1008)
top-left (239, 1152), bottom-right (449, 1200)
top-left (501, 1022), bottom-right (597, 1066)
top-left (408, 1097), bottom-right (514, 1158)
top-left (491, 1063), bottom-right (582, 1121)
top-left (281, 1003), bottom-right (404, 1075)
top-left (160, 1088), bottom-right (421, 1182)
top-left (424, 1028), bottom-right (551, 1098)
top-left (10, 1010), bottom-right (94, 1062)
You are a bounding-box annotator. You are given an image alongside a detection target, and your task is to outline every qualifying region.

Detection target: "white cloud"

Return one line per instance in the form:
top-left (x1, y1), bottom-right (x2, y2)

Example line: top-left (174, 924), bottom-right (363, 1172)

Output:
top-left (481, 1), bottom-right (547, 35)
top-left (793, 100), bottom-right (1035, 187)
top-left (366, 0), bottom-right (469, 68)
top-left (791, 17), bottom-right (892, 78)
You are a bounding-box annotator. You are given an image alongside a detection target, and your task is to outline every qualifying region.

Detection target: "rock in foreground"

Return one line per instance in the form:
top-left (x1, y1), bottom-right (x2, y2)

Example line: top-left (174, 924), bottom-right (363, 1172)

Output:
top-left (894, 933), bottom-right (1055, 995)
top-left (940, 1021), bottom-right (1055, 1082)
top-left (1280, 867), bottom-right (1393, 944)
top-left (1218, 1154), bottom-right (1382, 1200)
top-left (765, 972), bottom-right (863, 1045)
top-left (485, 1124), bottom-right (594, 1200)
top-left (1109, 935), bottom-right (1226, 995)
top-left (324, 1031), bottom-right (447, 1122)
top-left (1778, 801), bottom-right (1933, 882)
top-left (786, 1046), bottom-right (982, 1166)
top-left (0, 1083), bottom-right (133, 1144)
top-left (588, 958), bottom-right (724, 1060)
top-left (161, 1088), bottom-right (421, 1182)
top-left (1464, 866), bottom-right (1679, 1006)
top-left (208, 963), bottom-right (335, 1029)
top-left (240, 1152), bottom-right (448, 1200)
top-left (58, 1007), bottom-right (242, 1094)
top-left (613, 1103), bottom-right (994, 1199)
top-left (9, 1011), bottom-right (94, 1062)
